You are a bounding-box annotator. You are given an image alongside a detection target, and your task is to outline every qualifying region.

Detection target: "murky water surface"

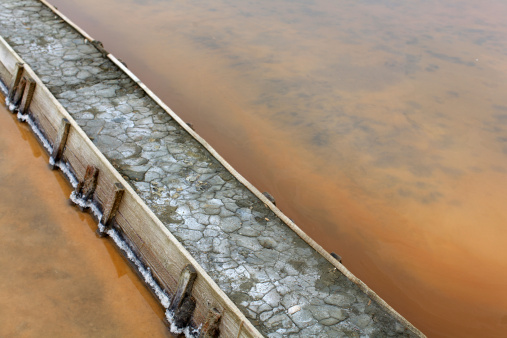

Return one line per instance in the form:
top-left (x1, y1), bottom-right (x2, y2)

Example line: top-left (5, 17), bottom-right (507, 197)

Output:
top-left (0, 103), bottom-right (172, 336)
top-left (46, 0), bottom-right (507, 336)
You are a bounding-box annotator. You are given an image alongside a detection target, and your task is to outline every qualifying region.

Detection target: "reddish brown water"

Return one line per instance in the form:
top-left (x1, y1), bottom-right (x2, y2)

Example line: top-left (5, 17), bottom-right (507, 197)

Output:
top-left (0, 103), bottom-right (172, 337)
top-left (43, 0), bottom-right (507, 336)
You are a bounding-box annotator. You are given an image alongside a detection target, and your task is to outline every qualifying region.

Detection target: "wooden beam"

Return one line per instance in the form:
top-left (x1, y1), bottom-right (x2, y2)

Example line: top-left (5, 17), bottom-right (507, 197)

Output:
top-left (199, 308), bottom-right (222, 338)
top-left (7, 62), bottom-right (23, 103)
top-left (170, 264), bottom-right (197, 312)
top-left (262, 191), bottom-right (276, 206)
top-left (11, 77), bottom-right (26, 111)
top-left (18, 78), bottom-right (36, 115)
top-left (100, 182), bottom-right (125, 228)
top-left (173, 295), bottom-right (196, 330)
top-left (91, 40), bottom-right (108, 56)
top-left (76, 165), bottom-right (99, 200)
top-left (169, 264), bottom-right (198, 329)
top-left (49, 118), bottom-right (71, 170)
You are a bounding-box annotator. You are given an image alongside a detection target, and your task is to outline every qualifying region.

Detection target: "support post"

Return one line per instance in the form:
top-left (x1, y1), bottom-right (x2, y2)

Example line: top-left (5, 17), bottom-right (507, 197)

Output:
top-left (7, 62), bottom-right (24, 104)
top-left (199, 308), bottom-right (222, 338)
top-left (173, 296), bottom-right (196, 330)
top-left (19, 79), bottom-right (36, 115)
top-left (262, 191), bottom-right (276, 206)
top-left (98, 182), bottom-right (125, 235)
top-left (50, 118), bottom-right (71, 170)
top-left (169, 264), bottom-right (198, 329)
top-left (91, 40), bottom-right (108, 56)
top-left (76, 165), bottom-right (99, 201)
top-left (11, 77), bottom-right (26, 112)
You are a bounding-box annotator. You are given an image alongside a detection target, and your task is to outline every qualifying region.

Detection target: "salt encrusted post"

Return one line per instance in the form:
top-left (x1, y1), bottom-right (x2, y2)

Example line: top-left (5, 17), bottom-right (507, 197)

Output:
top-left (170, 264), bottom-right (198, 329)
top-left (76, 165), bottom-right (99, 201)
top-left (7, 62), bottom-right (24, 104)
top-left (49, 118), bottom-right (71, 170)
top-left (18, 79), bottom-right (36, 115)
top-left (173, 296), bottom-right (197, 329)
top-left (99, 182), bottom-right (125, 234)
top-left (199, 308), bottom-right (222, 338)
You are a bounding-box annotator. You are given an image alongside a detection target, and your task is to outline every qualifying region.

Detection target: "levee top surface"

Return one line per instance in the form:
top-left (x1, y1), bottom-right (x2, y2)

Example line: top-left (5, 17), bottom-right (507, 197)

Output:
top-left (0, 0), bottom-right (419, 336)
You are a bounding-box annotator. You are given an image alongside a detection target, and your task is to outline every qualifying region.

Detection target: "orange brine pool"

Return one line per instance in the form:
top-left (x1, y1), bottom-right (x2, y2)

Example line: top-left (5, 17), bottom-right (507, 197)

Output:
top-left (0, 101), bottom-right (172, 337)
top-left (33, 0), bottom-right (507, 336)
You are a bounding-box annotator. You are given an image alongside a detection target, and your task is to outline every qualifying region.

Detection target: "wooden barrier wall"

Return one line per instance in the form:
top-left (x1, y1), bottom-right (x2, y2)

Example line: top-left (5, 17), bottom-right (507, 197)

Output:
top-left (0, 35), bottom-right (262, 338)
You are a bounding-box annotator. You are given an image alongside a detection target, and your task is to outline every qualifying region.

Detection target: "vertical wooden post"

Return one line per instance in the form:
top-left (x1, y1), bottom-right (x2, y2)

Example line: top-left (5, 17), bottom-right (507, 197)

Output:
top-left (7, 62), bottom-right (24, 103)
top-left (262, 191), bottom-right (276, 206)
top-left (99, 182), bottom-right (125, 232)
top-left (199, 308), bottom-right (222, 338)
top-left (170, 264), bottom-right (198, 312)
top-left (173, 296), bottom-right (197, 329)
top-left (18, 79), bottom-right (36, 115)
top-left (11, 77), bottom-right (26, 111)
top-left (50, 118), bottom-right (71, 170)
top-left (76, 165), bottom-right (99, 200)
top-left (169, 264), bottom-right (198, 329)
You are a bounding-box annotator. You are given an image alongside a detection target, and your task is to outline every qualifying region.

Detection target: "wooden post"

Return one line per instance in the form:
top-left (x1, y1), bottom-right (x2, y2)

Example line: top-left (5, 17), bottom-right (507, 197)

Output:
top-left (99, 182), bottom-right (125, 233)
top-left (76, 165), bottom-right (99, 200)
top-left (49, 118), bottom-right (70, 170)
top-left (91, 40), bottom-right (108, 56)
top-left (170, 264), bottom-right (198, 312)
top-left (262, 191), bottom-right (276, 206)
top-left (199, 308), bottom-right (222, 338)
top-left (18, 79), bottom-right (36, 115)
top-left (7, 62), bottom-right (24, 103)
top-left (11, 77), bottom-right (26, 111)
top-left (169, 264), bottom-right (197, 328)
top-left (173, 295), bottom-right (197, 330)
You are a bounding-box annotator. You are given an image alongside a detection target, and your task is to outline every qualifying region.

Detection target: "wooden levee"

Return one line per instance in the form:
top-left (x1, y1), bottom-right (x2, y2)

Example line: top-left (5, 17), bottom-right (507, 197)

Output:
top-left (0, 35), bottom-right (262, 338)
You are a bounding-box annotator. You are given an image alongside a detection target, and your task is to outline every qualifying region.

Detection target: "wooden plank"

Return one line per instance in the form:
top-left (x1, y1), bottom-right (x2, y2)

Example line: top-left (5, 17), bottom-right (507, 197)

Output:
top-left (0, 58), bottom-right (10, 86)
top-left (114, 210), bottom-right (178, 293)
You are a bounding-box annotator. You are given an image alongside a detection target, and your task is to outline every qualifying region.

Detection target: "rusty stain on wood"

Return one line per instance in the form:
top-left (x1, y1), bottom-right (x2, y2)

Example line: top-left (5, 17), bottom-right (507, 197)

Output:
top-left (199, 307), bottom-right (222, 338)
